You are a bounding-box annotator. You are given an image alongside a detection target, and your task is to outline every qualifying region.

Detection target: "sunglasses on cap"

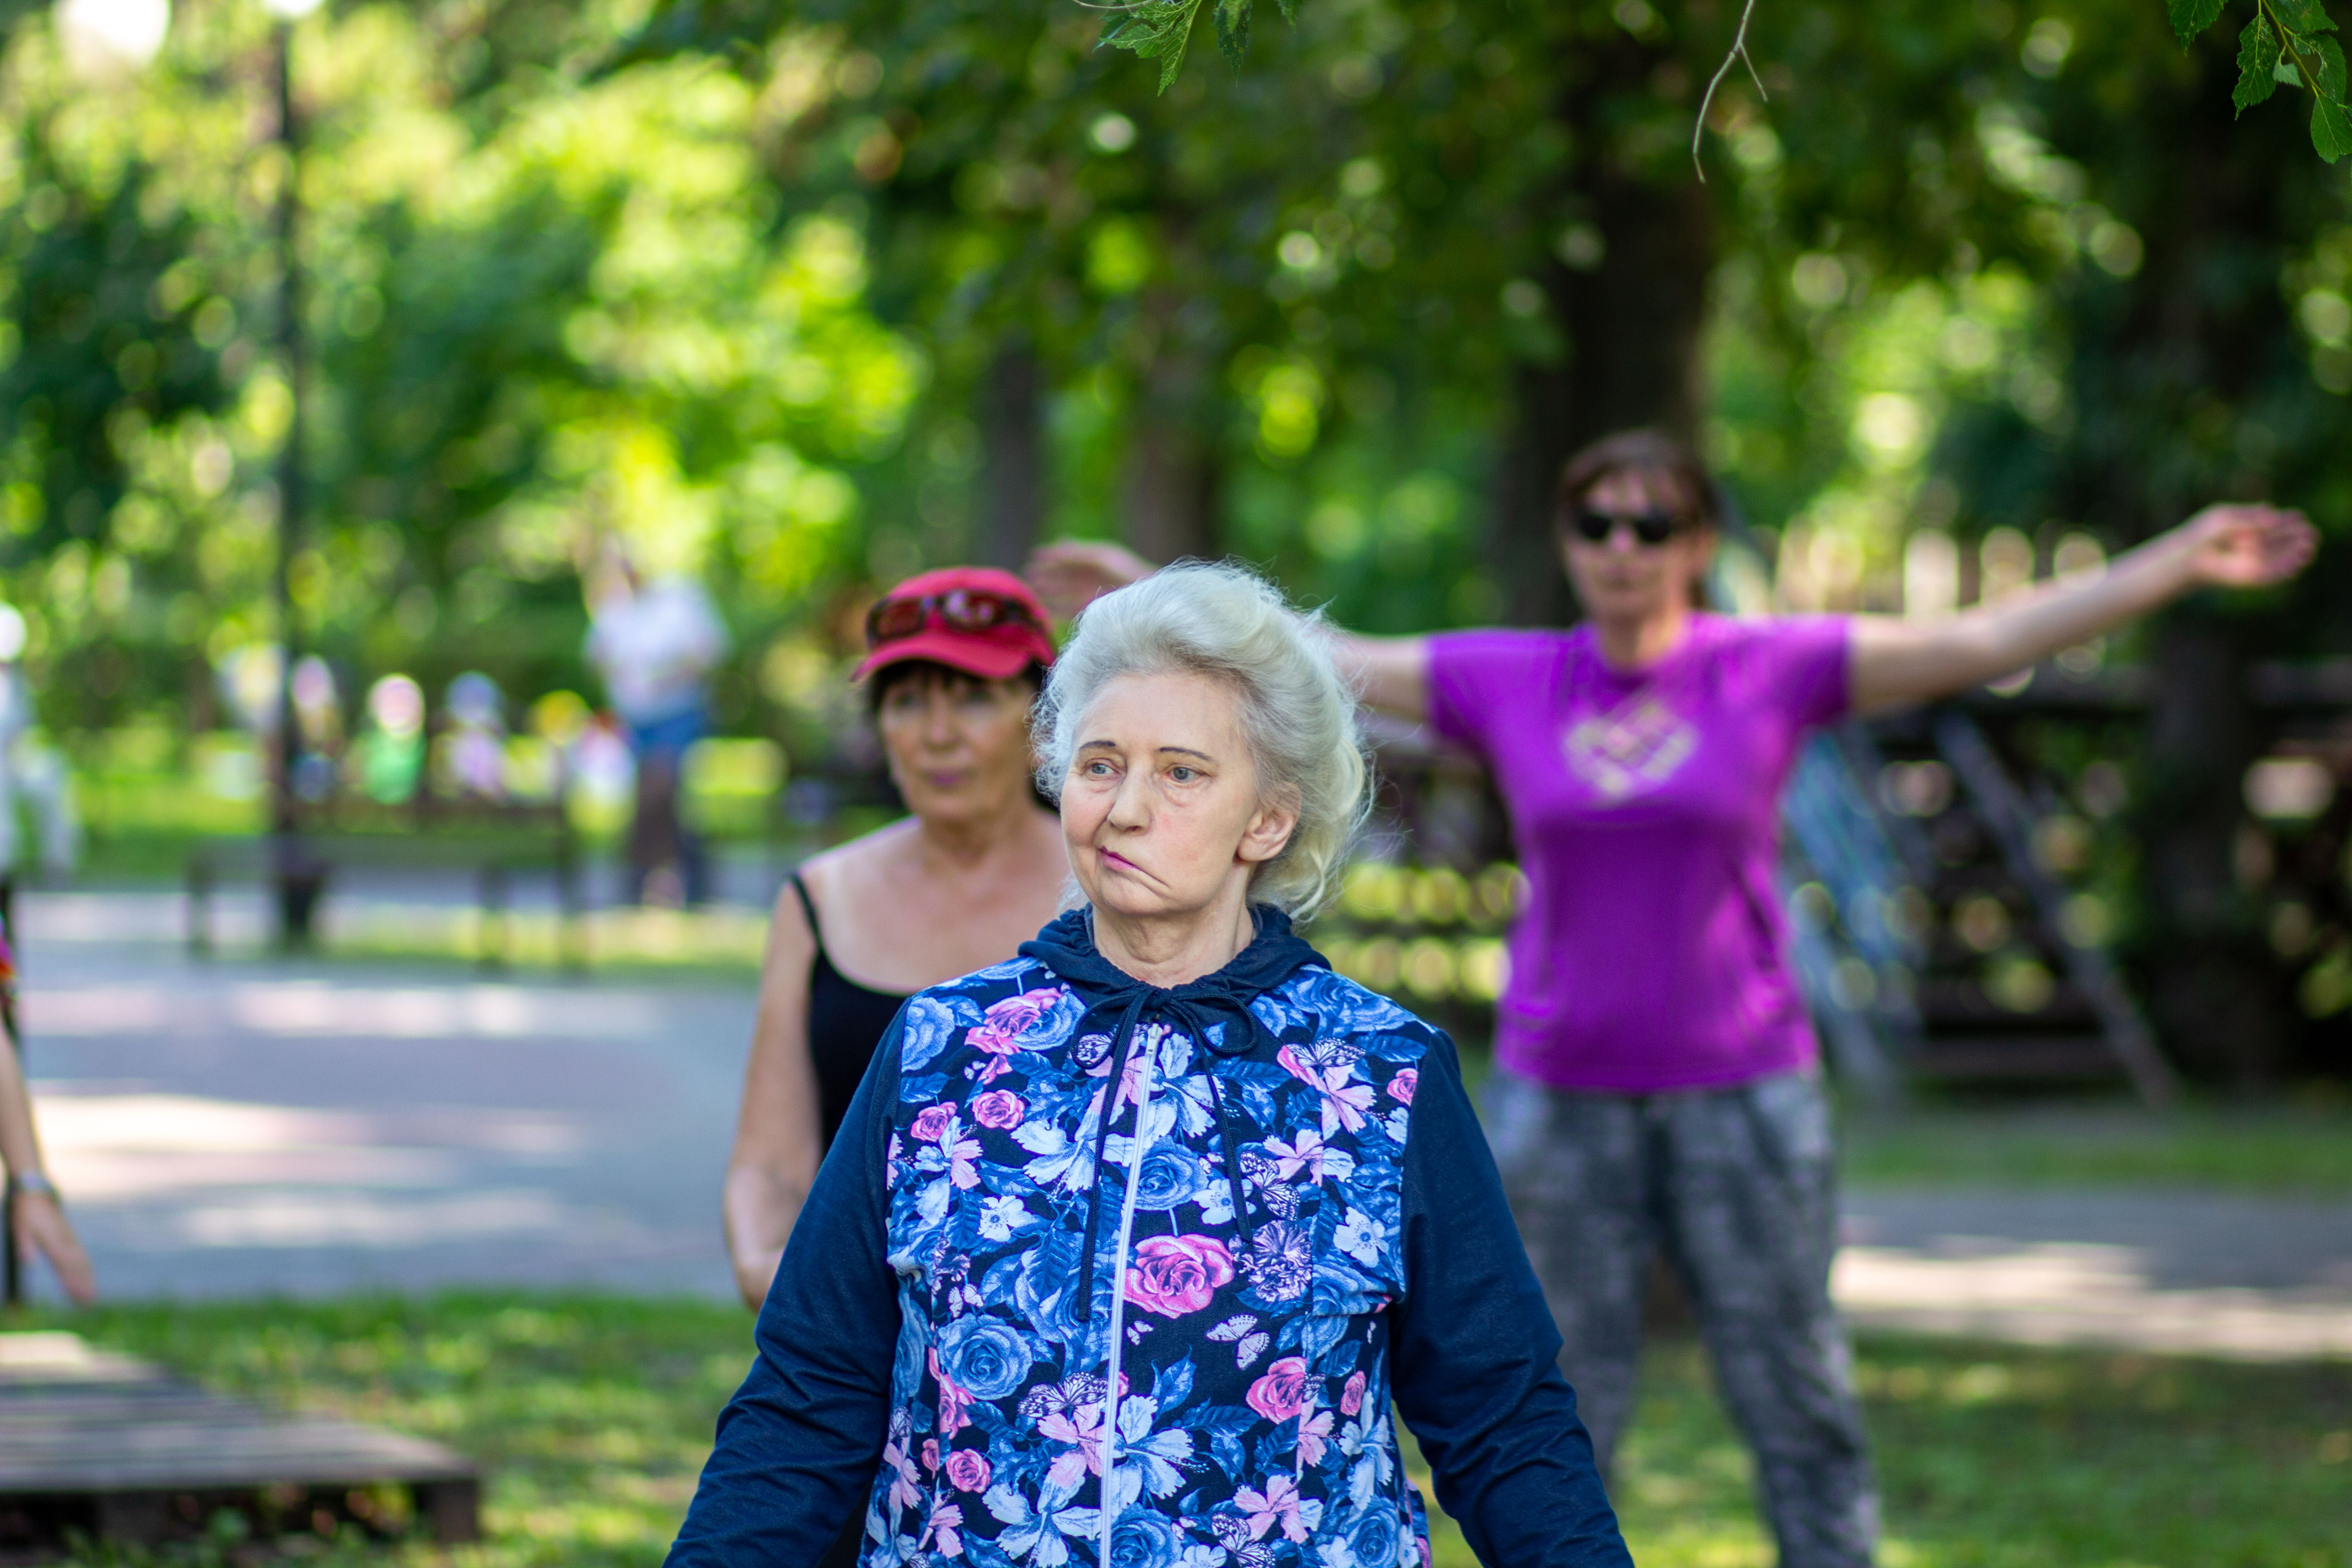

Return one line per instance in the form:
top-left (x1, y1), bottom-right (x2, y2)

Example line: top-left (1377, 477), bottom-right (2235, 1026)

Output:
top-left (865, 587), bottom-right (1048, 647)
top-left (1562, 505), bottom-right (1691, 547)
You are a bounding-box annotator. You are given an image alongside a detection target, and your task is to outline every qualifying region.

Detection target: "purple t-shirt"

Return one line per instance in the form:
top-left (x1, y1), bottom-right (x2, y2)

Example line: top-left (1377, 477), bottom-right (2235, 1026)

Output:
top-left (1427, 613), bottom-right (1850, 1093)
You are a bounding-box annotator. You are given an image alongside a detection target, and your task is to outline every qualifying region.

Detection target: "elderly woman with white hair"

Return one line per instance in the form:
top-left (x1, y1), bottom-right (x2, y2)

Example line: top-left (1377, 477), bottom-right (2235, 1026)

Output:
top-left (668, 563), bottom-right (1630, 1568)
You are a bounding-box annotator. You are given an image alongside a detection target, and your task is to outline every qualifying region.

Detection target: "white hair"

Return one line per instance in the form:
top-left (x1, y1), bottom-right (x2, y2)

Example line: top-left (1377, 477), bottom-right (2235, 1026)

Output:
top-left (1034, 561), bottom-right (1367, 918)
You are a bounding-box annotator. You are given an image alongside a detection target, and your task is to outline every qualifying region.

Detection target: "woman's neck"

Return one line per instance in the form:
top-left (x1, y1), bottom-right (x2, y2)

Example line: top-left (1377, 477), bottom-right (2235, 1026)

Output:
top-left (1592, 600), bottom-right (1696, 671)
top-left (1090, 883), bottom-right (1256, 989)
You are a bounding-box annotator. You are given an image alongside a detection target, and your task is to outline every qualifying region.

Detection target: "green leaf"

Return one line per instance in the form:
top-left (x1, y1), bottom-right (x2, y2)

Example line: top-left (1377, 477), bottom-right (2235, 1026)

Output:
top-left (1214, 0), bottom-right (1252, 68)
top-left (2168, 0), bottom-right (2225, 43)
top-left (1098, 0), bottom-right (1208, 91)
top-left (2237, 14), bottom-right (2284, 113)
top-left (2314, 94), bottom-right (2352, 161)
top-left (2271, 0), bottom-right (2339, 36)
top-left (2314, 35), bottom-right (2349, 101)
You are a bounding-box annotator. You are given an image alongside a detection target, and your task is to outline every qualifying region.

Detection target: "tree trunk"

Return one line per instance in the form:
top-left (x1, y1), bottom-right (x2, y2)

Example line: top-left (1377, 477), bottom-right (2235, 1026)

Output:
top-left (1494, 43), bottom-right (1715, 627)
top-left (1122, 343), bottom-right (1220, 564)
top-left (2063, 41), bottom-right (2301, 1086)
top-left (977, 338), bottom-right (1045, 570)
top-left (2139, 613), bottom-right (2280, 1086)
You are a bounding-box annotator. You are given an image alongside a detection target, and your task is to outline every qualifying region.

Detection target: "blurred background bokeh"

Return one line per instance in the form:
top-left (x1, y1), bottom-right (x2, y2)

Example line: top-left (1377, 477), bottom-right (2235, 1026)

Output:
top-left (2, 1), bottom-right (2350, 1561)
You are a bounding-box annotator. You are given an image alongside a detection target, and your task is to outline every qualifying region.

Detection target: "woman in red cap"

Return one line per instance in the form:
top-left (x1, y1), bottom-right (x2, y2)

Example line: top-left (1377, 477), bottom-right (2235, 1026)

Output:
top-left (725, 567), bottom-right (1067, 1312)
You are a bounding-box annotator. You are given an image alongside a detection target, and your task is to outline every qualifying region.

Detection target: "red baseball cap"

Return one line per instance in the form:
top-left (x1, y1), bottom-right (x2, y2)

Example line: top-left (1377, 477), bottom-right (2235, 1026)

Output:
top-left (853, 566), bottom-right (1058, 683)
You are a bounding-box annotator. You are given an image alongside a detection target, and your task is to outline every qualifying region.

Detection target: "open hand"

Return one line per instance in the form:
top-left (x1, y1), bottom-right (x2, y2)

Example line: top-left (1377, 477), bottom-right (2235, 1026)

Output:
top-left (2179, 504), bottom-right (2319, 589)
top-left (1025, 541), bottom-right (1158, 622)
top-left (12, 1189), bottom-right (96, 1305)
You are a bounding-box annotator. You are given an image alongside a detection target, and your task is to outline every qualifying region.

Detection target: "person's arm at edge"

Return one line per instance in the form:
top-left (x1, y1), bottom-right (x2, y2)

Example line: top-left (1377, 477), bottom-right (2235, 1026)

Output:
top-left (723, 875), bottom-right (825, 1308)
top-left (0, 1017), bottom-right (96, 1304)
top-left (666, 1008), bottom-right (906, 1565)
top-left (1388, 1030), bottom-right (1631, 1568)
top-left (1025, 539), bottom-right (1432, 721)
top-left (1847, 503), bottom-right (2315, 715)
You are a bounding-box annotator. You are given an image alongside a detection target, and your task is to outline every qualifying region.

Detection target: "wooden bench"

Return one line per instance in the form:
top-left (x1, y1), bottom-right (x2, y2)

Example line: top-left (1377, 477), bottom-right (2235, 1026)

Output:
top-left (0, 1331), bottom-right (479, 1557)
top-left (185, 798), bottom-right (585, 969)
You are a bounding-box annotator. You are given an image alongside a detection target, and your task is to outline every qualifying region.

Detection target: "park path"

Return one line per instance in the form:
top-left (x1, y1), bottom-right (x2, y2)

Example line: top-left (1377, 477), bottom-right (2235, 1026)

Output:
top-left (11, 891), bottom-right (2352, 1360)
top-left (16, 890), bottom-right (750, 1301)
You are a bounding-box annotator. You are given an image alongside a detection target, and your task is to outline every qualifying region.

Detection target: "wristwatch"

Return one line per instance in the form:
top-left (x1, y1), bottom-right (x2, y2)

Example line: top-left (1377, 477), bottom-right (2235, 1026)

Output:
top-left (8, 1170), bottom-right (57, 1200)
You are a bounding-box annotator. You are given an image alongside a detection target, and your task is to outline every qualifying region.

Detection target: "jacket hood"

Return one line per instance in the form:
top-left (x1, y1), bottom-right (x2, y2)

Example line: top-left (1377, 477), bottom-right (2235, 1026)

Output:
top-left (1017, 902), bottom-right (1322, 1034)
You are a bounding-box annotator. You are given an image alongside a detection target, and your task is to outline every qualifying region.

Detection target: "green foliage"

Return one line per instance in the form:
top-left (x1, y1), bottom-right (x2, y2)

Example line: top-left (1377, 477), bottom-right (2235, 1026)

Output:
top-left (1099, 0), bottom-right (1207, 89)
top-left (0, 2), bottom-right (920, 739)
top-left (2239, 12), bottom-right (2285, 110)
top-left (2173, 0), bottom-right (2352, 159)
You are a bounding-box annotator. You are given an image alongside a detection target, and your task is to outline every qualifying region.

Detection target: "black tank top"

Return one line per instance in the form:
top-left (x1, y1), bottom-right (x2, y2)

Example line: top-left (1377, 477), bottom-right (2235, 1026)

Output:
top-left (790, 875), bottom-right (910, 1151)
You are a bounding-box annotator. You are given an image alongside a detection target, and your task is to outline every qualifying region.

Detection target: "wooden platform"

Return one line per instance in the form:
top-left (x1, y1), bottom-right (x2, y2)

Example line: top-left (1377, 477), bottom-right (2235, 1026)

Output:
top-left (0, 1332), bottom-right (479, 1557)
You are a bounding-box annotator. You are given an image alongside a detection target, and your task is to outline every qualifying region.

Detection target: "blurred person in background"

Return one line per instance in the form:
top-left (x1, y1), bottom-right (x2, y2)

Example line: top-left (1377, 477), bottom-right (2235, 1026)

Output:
top-left (583, 544), bottom-right (730, 905)
top-left (0, 605), bottom-right (78, 883)
top-left (441, 672), bottom-right (510, 801)
top-left (1, 930), bottom-right (94, 1304)
top-left (1030, 430), bottom-right (2317, 1568)
top-left (722, 566), bottom-right (1065, 1568)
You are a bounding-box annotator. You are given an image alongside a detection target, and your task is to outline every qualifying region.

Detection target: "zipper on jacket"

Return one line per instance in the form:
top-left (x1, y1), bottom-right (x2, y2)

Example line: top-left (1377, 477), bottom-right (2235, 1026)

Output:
top-left (1098, 1028), bottom-right (1159, 1566)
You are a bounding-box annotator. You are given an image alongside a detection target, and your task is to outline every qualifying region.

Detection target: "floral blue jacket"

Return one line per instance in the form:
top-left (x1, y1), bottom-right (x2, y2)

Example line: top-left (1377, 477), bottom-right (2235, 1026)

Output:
top-left (670, 909), bottom-right (1627, 1568)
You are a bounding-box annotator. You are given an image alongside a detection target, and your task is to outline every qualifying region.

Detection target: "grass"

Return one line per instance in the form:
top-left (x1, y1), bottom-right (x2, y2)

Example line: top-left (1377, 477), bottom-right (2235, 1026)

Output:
top-left (14, 1295), bottom-right (2350, 1567)
top-left (1837, 1097), bottom-right (2352, 1196)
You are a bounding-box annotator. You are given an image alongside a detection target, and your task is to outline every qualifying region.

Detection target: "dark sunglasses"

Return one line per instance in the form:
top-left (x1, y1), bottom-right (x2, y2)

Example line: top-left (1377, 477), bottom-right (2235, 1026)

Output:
top-left (1562, 505), bottom-right (1689, 547)
top-left (865, 588), bottom-right (1046, 647)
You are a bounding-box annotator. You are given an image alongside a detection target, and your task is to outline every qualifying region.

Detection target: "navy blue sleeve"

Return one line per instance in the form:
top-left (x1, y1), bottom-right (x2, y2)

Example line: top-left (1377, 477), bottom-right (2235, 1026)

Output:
top-left (665, 1012), bottom-right (906, 1565)
top-left (1388, 1032), bottom-right (1631, 1568)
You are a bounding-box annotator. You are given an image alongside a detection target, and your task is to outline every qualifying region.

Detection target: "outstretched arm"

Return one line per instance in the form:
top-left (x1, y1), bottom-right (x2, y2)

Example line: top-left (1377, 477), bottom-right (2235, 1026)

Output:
top-left (1848, 504), bottom-right (2315, 715)
top-left (0, 1022), bottom-right (96, 1304)
top-left (1027, 540), bottom-right (1435, 721)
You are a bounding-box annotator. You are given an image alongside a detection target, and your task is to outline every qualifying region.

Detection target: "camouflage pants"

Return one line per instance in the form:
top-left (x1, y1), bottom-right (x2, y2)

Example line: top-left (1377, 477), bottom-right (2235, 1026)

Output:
top-left (1484, 1068), bottom-right (1878, 1568)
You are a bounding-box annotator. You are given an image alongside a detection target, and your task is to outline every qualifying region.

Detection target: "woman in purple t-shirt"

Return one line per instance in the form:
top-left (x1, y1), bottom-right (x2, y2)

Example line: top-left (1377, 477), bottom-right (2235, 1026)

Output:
top-left (1032, 430), bottom-right (2313, 1567)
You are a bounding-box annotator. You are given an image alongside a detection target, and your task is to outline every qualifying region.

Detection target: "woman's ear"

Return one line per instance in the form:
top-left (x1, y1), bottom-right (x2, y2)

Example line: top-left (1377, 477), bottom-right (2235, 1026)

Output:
top-left (1238, 791), bottom-right (1300, 867)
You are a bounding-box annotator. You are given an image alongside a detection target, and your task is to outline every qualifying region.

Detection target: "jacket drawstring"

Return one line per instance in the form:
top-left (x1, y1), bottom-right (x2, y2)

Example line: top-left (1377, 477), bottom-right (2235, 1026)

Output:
top-left (1073, 990), bottom-right (1152, 1322)
top-left (1073, 990), bottom-right (1269, 1321)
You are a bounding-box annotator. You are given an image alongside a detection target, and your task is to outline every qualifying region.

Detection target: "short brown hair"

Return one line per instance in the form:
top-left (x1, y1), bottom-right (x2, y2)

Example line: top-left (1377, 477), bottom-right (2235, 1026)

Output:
top-left (1555, 429), bottom-right (1721, 532)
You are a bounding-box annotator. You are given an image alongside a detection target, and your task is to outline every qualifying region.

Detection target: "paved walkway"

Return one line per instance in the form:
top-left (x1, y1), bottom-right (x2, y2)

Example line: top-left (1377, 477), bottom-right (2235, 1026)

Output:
top-left (12, 892), bottom-right (2352, 1359)
top-left (16, 892), bottom-right (750, 1301)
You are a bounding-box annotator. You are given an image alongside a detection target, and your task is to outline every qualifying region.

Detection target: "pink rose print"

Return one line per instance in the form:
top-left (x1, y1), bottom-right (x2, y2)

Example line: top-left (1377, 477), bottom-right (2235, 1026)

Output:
top-left (1387, 1068), bottom-right (1418, 1105)
top-left (969, 1090), bottom-right (1026, 1130)
top-left (911, 1104), bottom-right (956, 1144)
top-left (1341, 1370), bottom-right (1367, 1416)
top-left (1124, 1234), bottom-right (1236, 1319)
top-left (944, 1449), bottom-right (992, 1493)
top-left (920, 1438), bottom-right (941, 1473)
top-left (1245, 1356), bottom-right (1311, 1423)
top-left (967, 987), bottom-right (1066, 1081)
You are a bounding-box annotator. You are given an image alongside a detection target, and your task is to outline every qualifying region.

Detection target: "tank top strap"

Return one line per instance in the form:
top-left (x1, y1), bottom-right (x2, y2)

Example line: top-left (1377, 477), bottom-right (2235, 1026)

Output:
top-left (788, 872), bottom-right (826, 957)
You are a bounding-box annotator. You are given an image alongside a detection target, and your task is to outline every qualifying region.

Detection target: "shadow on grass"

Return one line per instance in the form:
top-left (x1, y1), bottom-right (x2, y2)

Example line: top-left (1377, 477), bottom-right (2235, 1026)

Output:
top-left (19, 1298), bottom-right (2351, 1566)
